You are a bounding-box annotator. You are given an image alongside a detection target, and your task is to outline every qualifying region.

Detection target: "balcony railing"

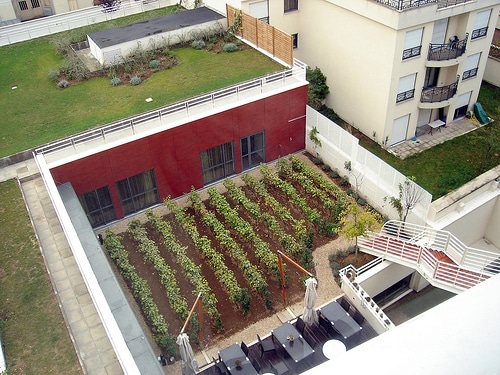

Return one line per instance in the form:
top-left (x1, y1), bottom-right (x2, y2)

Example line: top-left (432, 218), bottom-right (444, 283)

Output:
top-left (371, 0), bottom-right (473, 11)
top-left (402, 45), bottom-right (421, 60)
top-left (471, 27), bottom-right (488, 40)
top-left (462, 67), bottom-right (478, 80)
top-left (396, 89), bottom-right (415, 103)
top-left (428, 34), bottom-right (468, 61)
top-left (420, 76), bottom-right (459, 103)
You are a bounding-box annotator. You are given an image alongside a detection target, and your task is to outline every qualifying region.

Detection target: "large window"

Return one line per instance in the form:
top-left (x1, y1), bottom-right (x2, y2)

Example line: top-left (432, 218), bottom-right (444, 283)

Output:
top-left (79, 186), bottom-right (117, 228)
top-left (396, 73), bottom-right (417, 103)
top-left (284, 0), bottom-right (298, 12)
top-left (200, 142), bottom-right (235, 185)
top-left (402, 28), bottom-right (423, 60)
top-left (116, 170), bottom-right (159, 216)
top-left (471, 9), bottom-right (491, 40)
top-left (462, 53), bottom-right (480, 80)
top-left (241, 132), bottom-right (265, 171)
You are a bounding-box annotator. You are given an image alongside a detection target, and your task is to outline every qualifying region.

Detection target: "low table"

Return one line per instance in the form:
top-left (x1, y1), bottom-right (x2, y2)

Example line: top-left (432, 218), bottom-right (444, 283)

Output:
top-left (322, 339), bottom-right (346, 360)
top-left (428, 119), bottom-right (445, 135)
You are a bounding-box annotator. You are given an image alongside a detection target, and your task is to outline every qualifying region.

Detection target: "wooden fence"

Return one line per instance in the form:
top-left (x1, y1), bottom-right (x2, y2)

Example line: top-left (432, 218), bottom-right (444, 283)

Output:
top-left (226, 4), bottom-right (293, 66)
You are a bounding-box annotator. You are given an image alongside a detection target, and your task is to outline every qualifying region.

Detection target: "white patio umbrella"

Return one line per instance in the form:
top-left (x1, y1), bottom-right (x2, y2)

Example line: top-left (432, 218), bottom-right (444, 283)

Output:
top-left (176, 332), bottom-right (199, 375)
top-left (302, 277), bottom-right (318, 325)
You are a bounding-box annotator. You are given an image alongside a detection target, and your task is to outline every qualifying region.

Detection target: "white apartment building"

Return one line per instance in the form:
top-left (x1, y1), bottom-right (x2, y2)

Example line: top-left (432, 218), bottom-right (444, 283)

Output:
top-left (206, 0), bottom-right (500, 147)
top-left (0, 0), bottom-right (93, 25)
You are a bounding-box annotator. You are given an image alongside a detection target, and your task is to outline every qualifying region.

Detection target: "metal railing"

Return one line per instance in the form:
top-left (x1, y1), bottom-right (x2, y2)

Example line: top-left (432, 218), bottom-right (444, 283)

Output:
top-left (396, 89), bottom-right (415, 103)
top-left (427, 34), bottom-right (468, 61)
top-left (370, 0), bottom-right (472, 11)
top-left (471, 26), bottom-right (488, 40)
top-left (358, 220), bottom-right (498, 292)
top-left (420, 76), bottom-right (459, 103)
top-left (34, 61), bottom-right (306, 157)
top-left (402, 45), bottom-right (421, 60)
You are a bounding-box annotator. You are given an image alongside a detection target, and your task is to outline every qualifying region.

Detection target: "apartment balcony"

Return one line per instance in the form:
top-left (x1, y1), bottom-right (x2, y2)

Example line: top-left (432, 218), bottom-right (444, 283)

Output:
top-left (427, 34), bottom-right (468, 67)
top-left (419, 76), bottom-right (459, 108)
top-left (370, 0), bottom-right (473, 11)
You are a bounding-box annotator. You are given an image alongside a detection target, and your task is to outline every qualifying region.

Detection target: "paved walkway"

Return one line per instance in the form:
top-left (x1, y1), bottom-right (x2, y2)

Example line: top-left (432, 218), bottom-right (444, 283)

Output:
top-left (388, 118), bottom-right (480, 159)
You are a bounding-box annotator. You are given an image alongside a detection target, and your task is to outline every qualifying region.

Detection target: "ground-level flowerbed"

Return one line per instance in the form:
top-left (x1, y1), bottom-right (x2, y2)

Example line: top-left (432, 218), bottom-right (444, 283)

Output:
top-left (103, 153), bottom-right (368, 357)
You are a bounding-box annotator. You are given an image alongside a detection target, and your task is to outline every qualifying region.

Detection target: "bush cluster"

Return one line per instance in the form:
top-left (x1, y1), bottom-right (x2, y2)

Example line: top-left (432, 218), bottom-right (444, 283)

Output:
top-left (110, 77), bottom-right (121, 86)
top-left (223, 43), bottom-right (238, 52)
top-left (129, 76), bottom-right (141, 86)
top-left (149, 59), bottom-right (161, 69)
top-left (57, 80), bottom-right (69, 88)
top-left (191, 40), bottom-right (206, 50)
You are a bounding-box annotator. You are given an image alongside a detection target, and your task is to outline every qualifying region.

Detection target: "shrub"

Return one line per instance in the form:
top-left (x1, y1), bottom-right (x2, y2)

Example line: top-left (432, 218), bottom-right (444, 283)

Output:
top-left (149, 59), bottom-right (161, 69)
top-left (57, 80), bottom-right (69, 88)
top-left (358, 197), bottom-right (367, 206)
top-left (328, 253), bottom-right (338, 263)
top-left (347, 245), bottom-right (356, 255)
top-left (48, 70), bottom-right (60, 81)
top-left (321, 164), bottom-right (332, 172)
top-left (223, 43), bottom-right (238, 52)
top-left (312, 157), bottom-right (323, 165)
top-left (130, 76), bottom-right (141, 86)
top-left (110, 77), bottom-right (121, 86)
top-left (191, 40), bottom-right (206, 50)
top-left (340, 175), bottom-right (350, 186)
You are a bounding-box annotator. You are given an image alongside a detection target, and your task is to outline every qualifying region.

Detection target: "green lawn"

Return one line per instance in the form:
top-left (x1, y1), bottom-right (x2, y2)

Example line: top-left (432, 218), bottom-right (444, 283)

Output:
top-left (359, 82), bottom-right (500, 198)
top-left (0, 180), bottom-right (82, 374)
top-left (0, 14), bottom-right (283, 158)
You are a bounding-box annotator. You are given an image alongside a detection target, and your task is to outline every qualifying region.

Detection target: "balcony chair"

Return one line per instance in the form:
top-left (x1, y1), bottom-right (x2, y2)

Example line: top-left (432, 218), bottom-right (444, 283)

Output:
top-left (251, 358), bottom-right (262, 374)
top-left (257, 334), bottom-right (275, 357)
top-left (353, 310), bottom-right (365, 325)
top-left (241, 341), bottom-right (249, 356)
top-left (340, 297), bottom-right (351, 313)
top-left (318, 313), bottom-right (332, 335)
top-left (212, 356), bottom-right (227, 375)
top-left (295, 317), bottom-right (306, 335)
top-left (269, 360), bottom-right (290, 375)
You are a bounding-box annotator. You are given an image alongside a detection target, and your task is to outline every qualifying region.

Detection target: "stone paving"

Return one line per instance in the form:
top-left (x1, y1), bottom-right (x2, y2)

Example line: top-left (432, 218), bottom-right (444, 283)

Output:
top-left (388, 118), bottom-right (480, 159)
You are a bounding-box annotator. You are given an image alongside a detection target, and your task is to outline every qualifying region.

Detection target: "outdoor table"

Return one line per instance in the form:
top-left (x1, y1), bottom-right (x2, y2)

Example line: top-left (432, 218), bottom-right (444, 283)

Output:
top-left (219, 344), bottom-right (257, 375)
top-left (428, 119), bottom-right (445, 135)
top-left (319, 301), bottom-right (362, 339)
top-left (271, 321), bottom-right (314, 363)
top-left (322, 339), bottom-right (346, 360)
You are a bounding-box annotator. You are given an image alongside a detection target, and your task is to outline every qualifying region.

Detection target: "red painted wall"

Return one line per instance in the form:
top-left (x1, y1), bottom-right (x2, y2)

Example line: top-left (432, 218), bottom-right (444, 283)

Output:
top-left (50, 86), bottom-right (307, 219)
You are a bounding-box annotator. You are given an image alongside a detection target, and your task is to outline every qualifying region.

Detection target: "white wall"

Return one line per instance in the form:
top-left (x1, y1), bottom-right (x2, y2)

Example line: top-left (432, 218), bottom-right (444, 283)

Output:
top-left (0, 0), bottom-right (18, 24)
top-left (305, 106), bottom-right (432, 225)
top-left (356, 262), bottom-right (415, 297)
top-left (484, 55), bottom-right (500, 87)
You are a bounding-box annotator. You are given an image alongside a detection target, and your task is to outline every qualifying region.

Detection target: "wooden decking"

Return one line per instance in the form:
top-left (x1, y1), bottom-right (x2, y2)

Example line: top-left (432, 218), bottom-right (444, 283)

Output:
top-left (197, 302), bottom-right (378, 375)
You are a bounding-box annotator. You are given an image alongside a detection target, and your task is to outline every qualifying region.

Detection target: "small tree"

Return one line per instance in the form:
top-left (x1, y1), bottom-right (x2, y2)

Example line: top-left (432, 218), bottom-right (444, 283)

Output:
top-left (469, 122), bottom-right (500, 174)
top-left (338, 198), bottom-right (381, 260)
top-left (306, 66), bottom-right (329, 110)
top-left (309, 126), bottom-right (322, 157)
top-left (384, 176), bottom-right (423, 223)
top-left (344, 161), bottom-right (363, 201)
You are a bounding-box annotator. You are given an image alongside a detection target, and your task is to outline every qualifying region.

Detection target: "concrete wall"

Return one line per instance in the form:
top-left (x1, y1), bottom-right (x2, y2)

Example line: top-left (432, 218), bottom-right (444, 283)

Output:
top-left (484, 55), bottom-right (500, 87)
top-left (356, 262), bottom-right (415, 297)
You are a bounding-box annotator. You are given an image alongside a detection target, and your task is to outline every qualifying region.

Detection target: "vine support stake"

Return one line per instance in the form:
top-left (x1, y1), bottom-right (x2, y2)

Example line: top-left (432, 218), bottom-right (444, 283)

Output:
top-left (277, 251), bottom-right (314, 306)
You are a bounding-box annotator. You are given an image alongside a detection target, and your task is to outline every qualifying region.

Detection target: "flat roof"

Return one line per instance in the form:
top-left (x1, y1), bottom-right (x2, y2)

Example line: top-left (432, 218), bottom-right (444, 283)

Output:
top-left (88, 7), bottom-right (225, 48)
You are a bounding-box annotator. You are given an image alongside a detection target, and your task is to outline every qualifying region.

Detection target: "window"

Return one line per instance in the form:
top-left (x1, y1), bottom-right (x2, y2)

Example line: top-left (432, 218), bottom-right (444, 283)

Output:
top-left (396, 73), bottom-right (417, 103)
top-left (31, 0), bottom-right (40, 8)
top-left (462, 53), bottom-right (480, 80)
top-left (200, 142), bottom-right (235, 185)
top-left (241, 132), bottom-right (265, 171)
top-left (292, 33), bottom-right (298, 49)
top-left (402, 28), bottom-right (423, 60)
top-left (78, 186), bottom-right (117, 228)
top-left (471, 9), bottom-right (491, 40)
top-left (284, 0), bottom-right (298, 12)
top-left (454, 91), bottom-right (472, 119)
top-left (18, 0), bottom-right (28, 10)
top-left (116, 170), bottom-right (159, 216)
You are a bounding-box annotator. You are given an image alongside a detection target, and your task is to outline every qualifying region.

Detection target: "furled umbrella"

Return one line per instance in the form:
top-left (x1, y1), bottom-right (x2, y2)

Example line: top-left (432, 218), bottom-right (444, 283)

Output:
top-left (302, 277), bottom-right (318, 325)
top-left (176, 333), bottom-right (199, 375)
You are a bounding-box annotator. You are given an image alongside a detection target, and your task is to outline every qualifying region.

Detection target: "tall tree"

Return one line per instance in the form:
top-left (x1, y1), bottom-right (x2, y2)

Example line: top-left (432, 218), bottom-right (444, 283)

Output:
top-left (306, 67), bottom-right (329, 110)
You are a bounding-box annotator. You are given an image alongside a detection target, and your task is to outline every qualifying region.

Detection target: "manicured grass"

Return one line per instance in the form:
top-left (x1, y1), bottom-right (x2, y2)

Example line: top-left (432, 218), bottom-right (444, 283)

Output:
top-left (0, 11), bottom-right (283, 158)
top-left (0, 180), bottom-right (81, 374)
top-left (360, 83), bottom-right (500, 198)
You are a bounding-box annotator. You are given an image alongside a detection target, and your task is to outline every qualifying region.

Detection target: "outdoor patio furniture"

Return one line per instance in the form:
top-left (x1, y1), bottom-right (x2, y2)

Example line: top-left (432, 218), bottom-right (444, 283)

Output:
top-left (319, 301), bottom-right (362, 339)
top-left (271, 321), bottom-right (314, 363)
top-left (219, 344), bottom-right (257, 375)
top-left (353, 310), bottom-right (365, 325)
top-left (339, 297), bottom-right (351, 313)
top-left (269, 361), bottom-right (290, 375)
top-left (257, 334), bottom-right (275, 357)
top-left (212, 356), bottom-right (228, 375)
top-left (322, 339), bottom-right (346, 360)
top-left (241, 341), bottom-right (250, 356)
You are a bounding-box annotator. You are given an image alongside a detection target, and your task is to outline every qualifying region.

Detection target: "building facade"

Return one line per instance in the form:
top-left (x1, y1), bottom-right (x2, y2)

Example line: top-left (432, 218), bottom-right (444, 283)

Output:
top-left (206, 0), bottom-right (500, 147)
top-left (0, 0), bottom-right (93, 24)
